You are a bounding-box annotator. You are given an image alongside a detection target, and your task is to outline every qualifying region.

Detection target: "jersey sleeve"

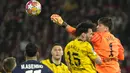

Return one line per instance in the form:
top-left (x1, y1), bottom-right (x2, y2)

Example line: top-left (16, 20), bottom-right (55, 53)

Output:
top-left (63, 64), bottom-right (71, 73)
top-left (66, 25), bottom-right (76, 36)
top-left (91, 32), bottom-right (102, 44)
top-left (87, 43), bottom-right (98, 60)
top-left (116, 39), bottom-right (124, 60)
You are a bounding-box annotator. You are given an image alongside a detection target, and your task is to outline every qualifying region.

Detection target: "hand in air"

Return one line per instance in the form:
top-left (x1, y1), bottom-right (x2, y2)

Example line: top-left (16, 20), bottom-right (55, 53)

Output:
top-left (50, 14), bottom-right (64, 25)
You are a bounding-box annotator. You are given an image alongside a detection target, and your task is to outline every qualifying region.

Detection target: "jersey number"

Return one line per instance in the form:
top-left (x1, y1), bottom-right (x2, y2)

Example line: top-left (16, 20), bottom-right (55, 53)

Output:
top-left (109, 43), bottom-right (114, 57)
top-left (26, 70), bottom-right (41, 73)
top-left (67, 51), bottom-right (80, 66)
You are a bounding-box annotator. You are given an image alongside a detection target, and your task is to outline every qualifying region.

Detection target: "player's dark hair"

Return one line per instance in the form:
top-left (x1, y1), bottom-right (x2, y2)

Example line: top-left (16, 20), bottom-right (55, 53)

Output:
top-left (98, 17), bottom-right (113, 31)
top-left (75, 21), bottom-right (94, 36)
top-left (52, 43), bottom-right (62, 48)
top-left (25, 43), bottom-right (38, 57)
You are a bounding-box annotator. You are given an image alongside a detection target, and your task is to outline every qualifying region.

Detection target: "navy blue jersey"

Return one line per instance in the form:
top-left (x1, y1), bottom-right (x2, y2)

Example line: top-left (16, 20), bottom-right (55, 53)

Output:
top-left (12, 60), bottom-right (53, 73)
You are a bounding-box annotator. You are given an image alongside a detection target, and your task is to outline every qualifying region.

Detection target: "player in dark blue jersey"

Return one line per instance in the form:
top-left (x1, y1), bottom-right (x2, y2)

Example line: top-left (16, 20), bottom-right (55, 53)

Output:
top-left (12, 43), bottom-right (53, 73)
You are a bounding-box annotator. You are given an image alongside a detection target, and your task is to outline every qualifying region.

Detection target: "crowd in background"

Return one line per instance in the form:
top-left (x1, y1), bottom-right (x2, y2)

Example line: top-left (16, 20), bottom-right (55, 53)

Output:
top-left (0, 0), bottom-right (130, 73)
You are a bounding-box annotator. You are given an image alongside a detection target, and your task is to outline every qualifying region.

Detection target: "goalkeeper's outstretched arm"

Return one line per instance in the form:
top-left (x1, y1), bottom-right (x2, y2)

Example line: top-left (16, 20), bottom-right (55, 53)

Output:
top-left (50, 14), bottom-right (76, 36)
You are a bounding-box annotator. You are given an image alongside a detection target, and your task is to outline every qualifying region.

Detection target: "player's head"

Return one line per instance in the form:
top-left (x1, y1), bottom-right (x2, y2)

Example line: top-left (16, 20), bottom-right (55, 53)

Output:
top-left (97, 17), bottom-right (113, 32)
top-left (25, 43), bottom-right (38, 58)
top-left (3, 57), bottom-right (16, 73)
top-left (51, 43), bottom-right (63, 60)
top-left (76, 21), bottom-right (94, 41)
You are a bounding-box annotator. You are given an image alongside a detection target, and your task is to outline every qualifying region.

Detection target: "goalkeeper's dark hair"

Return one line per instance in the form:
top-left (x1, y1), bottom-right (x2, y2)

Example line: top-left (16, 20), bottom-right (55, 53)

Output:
top-left (25, 43), bottom-right (38, 57)
top-left (76, 21), bottom-right (95, 36)
top-left (98, 17), bottom-right (113, 31)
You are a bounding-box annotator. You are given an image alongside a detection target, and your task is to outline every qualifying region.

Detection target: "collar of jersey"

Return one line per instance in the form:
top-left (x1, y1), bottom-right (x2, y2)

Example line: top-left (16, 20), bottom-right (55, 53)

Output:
top-left (49, 58), bottom-right (62, 66)
top-left (75, 38), bottom-right (85, 42)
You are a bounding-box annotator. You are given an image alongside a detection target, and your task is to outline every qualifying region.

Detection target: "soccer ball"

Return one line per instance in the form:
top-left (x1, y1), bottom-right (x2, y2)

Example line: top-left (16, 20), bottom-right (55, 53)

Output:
top-left (25, 0), bottom-right (41, 16)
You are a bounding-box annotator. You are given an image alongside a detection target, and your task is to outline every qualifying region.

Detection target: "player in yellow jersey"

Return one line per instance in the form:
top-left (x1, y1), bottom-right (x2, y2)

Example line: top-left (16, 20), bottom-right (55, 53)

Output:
top-left (64, 21), bottom-right (102, 73)
top-left (41, 43), bottom-right (70, 73)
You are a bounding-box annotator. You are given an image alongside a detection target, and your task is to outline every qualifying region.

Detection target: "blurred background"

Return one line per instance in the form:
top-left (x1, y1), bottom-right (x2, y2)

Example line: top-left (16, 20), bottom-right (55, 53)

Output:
top-left (0, 0), bottom-right (129, 73)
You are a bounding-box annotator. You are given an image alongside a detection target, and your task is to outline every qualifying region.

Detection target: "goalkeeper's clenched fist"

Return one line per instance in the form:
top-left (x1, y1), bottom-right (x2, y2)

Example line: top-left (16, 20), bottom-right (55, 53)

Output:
top-left (50, 14), bottom-right (64, 25)
top-left (50, 14), bottom-right (76, 36)
top-left (50, 14), bottom-right (69, 28)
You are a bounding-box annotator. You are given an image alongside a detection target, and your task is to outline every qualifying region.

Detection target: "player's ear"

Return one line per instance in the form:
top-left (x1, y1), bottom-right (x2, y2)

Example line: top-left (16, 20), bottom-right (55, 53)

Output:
top-left (105, 26), bottom-right (109, 32)
top-left (61, 49), bottom-right (63, 56)
top-left (36, 52), bottom-right (40, 61)
top-left (24, 51), bottom-right (26, 56)
top-left (2, 67), bottom-right (6, 73)
top-left (2, 64), bottom-right (5, 72)
top-left (81, 32), bottom-right (86, 38)
top-left (51, 47), bottom-right (54, 55)
top-left (24, 51), bottom-right (27, 61)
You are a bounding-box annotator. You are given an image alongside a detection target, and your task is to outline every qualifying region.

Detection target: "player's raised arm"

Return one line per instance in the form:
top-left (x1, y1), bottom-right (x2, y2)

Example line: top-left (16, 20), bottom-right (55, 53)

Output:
top-left (50, 14), bottom-right (76, 35)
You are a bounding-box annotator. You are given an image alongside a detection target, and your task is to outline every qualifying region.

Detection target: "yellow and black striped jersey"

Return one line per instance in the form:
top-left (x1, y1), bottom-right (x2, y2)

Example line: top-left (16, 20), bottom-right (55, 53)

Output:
top-left (65, 39), bottom-right (98, 73)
